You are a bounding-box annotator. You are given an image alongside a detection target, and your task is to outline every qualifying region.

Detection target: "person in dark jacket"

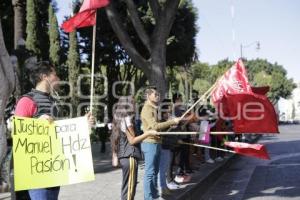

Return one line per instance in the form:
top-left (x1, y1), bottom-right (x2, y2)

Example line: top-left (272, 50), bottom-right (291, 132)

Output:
top-left (172, 93), bottom-right (192, 183)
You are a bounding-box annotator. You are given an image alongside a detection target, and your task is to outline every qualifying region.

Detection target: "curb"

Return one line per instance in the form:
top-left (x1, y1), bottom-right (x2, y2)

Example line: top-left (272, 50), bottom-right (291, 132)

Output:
top-left (175, 135), bottom-right (261, 200)
top-left (176, 154), bottom-right (237, 200)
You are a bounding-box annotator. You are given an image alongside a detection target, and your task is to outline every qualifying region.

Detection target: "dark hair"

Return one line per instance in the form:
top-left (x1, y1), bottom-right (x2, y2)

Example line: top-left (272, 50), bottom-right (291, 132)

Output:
top-left (198, 108), bottom-right (208, 117)
top-left (111, 96), bottom-right (135, 153)
top-left (161, 98), bottom-right (172, 110)
top-left (29, 61), bottom-right (55, 86)
top-left (172, 92), bottom-right (182, 103)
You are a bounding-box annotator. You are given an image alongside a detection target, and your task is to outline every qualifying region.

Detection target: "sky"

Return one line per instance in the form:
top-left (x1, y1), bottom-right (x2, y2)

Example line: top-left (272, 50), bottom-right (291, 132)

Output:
top-left (194, 0), bottom-right (300, 82)
top-left (56, 0), bottom-right (300, 82)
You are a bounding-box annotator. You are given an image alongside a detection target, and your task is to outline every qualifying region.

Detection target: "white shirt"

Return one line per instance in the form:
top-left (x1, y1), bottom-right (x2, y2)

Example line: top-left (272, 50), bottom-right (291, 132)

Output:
top-left (120, 116), bottom-right (133, 133)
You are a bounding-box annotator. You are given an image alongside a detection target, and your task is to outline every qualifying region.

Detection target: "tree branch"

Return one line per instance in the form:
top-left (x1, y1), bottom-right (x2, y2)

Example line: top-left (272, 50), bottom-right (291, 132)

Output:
top-left (150, 0), bottom-right (180, 51)
top-left (165, 0), bottom-right (181, 34)
top-left (105, 3), bottom-right (150, 72)
top-left (149, 0), bottom-right (160, 21)
top-left (125, 0), bottom-right (151, 53)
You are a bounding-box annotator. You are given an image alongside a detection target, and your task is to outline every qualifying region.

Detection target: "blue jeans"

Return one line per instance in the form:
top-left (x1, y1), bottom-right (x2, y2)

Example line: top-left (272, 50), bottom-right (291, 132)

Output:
top-left (141, 142), bottom-right (161, 200)
top-left (28, 187), bottom-right (60, 200)
top-left (159, 149), bottom-right (171, 189)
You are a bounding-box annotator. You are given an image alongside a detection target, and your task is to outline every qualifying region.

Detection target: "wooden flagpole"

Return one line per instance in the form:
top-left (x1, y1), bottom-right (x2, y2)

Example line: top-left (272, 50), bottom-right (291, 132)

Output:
top-left (209, 131), bottom-right (235, 135)
top-left (179, 141), bottom-right (235, 154)
top-left (179, 79), bottom-right (219, 121)
top-left (165, 79), bottom-right (219, 132)
top-left (89, 12), bottom-right (97, 114)
top-left (157, 131), bottom-right (235, 135)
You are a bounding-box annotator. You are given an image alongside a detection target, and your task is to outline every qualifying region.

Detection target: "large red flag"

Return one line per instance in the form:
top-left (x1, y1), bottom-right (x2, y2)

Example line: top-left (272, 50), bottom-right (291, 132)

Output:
top-left (211, 59), bottom-right (252, 104)
top-left (221, 92), bottom-right (279, 133)
top-left (211, 60), bottom-right (278, 133)
top-left (224, 141), bottom-right (270, 160)
top-left (61, 0), bottom-right (110, 33)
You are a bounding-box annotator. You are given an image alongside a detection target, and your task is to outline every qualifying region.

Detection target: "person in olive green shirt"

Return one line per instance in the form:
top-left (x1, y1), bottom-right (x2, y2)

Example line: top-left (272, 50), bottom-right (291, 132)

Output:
top-left (140, 87), bottom-right (180, 200)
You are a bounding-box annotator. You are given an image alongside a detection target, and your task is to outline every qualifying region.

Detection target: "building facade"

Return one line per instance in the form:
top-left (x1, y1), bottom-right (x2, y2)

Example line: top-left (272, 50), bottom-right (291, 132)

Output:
top-left (279, 82), bottom-right (300, 122)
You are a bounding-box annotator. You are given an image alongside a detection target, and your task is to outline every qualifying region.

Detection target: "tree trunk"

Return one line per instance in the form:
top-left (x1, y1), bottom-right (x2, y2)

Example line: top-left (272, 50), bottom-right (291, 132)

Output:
top-left (148, 42), bottom-right (167, 98)
top-left (105, 0), bottom-right (180, 98)
top-left (12, 0), bottom-right (25, 49)
top-left (148, 63), bottom-right (167, 99)
top-left (12, 0), bottom-right (26, 97)
top-left (0, 21), bottom-right (15, 169)
top-left (107, 64), bottom-right (119, 120)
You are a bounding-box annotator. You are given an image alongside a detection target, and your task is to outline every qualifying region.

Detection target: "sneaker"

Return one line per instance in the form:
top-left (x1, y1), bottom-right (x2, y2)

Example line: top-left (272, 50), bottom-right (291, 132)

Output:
top-left (206, 158), bottom-right (215, 164)
top-left (167, 181), bottom-right (180, 190)
top-left (215, 157), bottom-right (224, 162)
top-left (161, 188), bottom-right (172, 196)
top-left (182, 174), bottom-right (191, 183)
top-left (174, 175), bottom-right (184, 183)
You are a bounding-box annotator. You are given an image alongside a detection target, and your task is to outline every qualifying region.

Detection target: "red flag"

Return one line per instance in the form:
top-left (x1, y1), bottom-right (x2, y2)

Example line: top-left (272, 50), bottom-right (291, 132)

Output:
top-left (61, 0), bottom-right (110, 33)
top-left (251, 86), bottom-right (270, 95)
top-left (224, 141), bottom-right (270, 160)
top-left (211, 59), bottom-right (252, 104)
top-left (221, 93), bottom-right (279, 133)
top-left (79, 0), bottom-right (110, 12)
top-left (211, 60), bottom-right (278, 133)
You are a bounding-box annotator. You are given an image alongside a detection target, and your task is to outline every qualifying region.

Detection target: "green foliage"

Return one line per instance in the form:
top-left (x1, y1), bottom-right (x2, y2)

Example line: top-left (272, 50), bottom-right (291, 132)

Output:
top-left (269, 71), bottom-right (295, 102)
top-left (167, 67), bottom-right (180, 94)
top-left (26, 0), bottom-right (51, 59)
top-left (193, 79), bottom-right (210, 96)
top-left (36, 0), bottom-right (51, 60)
top-left (178, 77), bottom-right (184, 96)
top-left (245, 59), bottom-right (296, 101)
top-left (167, 0), bottom-right (197, 66)
top-left (208, 59), bottom-right (232, 84)
top-left (191, 62), bottom-right (210, 81)
top-left (253, 71), bottom-right (271, 86)
top-left (166, 65), bottom-right (193, 102)
top-left (48, 4), bottom-right (60, 66)
top-left (67, 31), bottom-right (80, 117)
top-left (26, 0), bottom-right (40, 55)
top-left (245, 59), bottom-right (287, 81)
top-left (67, 32), bottom-right (80, 80)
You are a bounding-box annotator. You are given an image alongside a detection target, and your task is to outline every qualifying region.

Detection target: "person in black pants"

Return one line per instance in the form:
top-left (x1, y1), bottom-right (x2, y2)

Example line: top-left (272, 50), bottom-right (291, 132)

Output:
top-left (110, 96), bottom-right (157, 200)
top-left (172, 93), bottom-right (192, 183)
top-left (96, 124), bottom-right (109, 153)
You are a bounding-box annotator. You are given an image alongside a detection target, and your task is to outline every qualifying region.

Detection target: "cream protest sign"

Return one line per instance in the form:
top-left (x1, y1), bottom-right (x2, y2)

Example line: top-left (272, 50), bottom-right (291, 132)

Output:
top-left (12, 116), bottom-right (95, 191)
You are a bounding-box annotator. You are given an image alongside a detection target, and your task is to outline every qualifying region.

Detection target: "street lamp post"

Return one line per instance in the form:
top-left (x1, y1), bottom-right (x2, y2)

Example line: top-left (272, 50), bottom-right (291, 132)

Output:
top-left (240, 41), bottom-right (260, 59)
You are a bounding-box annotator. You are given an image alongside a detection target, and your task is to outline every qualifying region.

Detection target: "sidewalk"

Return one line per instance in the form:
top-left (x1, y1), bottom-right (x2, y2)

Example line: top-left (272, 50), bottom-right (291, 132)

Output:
top-left (0, 141), bottom-right (238, 200)
top-left (59, 142), bottom-right (236, 200)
